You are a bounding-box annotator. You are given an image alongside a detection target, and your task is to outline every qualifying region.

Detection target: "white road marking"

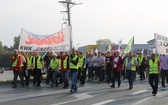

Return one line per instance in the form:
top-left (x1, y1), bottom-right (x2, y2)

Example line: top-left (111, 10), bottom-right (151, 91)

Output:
top-left (131, 90), bottom-right (148, 95)
top-left (72, 93), bottom-right (93, 99)
top-left (0, 86), bottom-right (92, 103)
top-left (133, 96), bottom-right (152, 105)
top-left (51, 93), bottom-right (94, 105)
top-left (91, 100), bottom-right (115, 105)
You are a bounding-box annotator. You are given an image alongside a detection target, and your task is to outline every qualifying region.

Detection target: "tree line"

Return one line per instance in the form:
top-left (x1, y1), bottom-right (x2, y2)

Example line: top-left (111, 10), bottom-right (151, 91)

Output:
top-left (0, 35), bottom-right (20, 69)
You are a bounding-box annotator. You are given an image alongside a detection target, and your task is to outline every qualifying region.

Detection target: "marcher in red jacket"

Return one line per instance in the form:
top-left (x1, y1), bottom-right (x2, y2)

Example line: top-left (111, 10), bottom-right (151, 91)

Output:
top-left (110, 52), bottom-right (122, 88)
top-left (11, 49), bottom-right (24, 88)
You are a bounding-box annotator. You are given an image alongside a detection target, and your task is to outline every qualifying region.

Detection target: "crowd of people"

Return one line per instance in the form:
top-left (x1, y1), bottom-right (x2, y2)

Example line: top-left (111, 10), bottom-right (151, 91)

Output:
top-left (10, 48), bottom-right (168, 96)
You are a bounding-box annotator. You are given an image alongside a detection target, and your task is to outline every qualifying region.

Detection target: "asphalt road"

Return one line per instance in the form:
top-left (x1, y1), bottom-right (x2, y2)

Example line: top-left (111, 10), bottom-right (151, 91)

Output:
top-left (0, 78), bottom-right (168, 105)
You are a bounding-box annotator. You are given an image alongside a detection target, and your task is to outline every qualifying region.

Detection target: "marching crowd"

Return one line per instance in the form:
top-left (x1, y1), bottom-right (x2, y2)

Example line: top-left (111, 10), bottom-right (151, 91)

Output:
top-left (10, 48), bottom-right (168, 96)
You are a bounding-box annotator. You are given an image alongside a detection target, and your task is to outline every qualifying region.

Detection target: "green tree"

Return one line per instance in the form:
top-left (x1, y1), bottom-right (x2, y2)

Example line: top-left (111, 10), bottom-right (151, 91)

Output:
top-left (0, 41), bottom-right (3, 54)
top-left (13, 35), bottom-right (20, 49)
top-left (3, 45), bottom-right (8, 51)
top-left (96, 39), bottom-right (115, 45)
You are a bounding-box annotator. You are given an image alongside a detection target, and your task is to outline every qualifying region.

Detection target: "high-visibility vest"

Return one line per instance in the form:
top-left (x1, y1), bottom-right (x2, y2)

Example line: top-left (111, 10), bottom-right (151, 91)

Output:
top-left (27, 56), bottom-right (33, 70)
top-left (149, 59), bottom-right (159, 74)
top-left (125, 57), bottom-right (136, 71)
top-left (59, 57), bottom-right (68, 70)
top-left (50, 58), bottom-right (59, 70)
top-left (32, 56), bottom-right (42, 69)
top-left (12, 55), bottom-right (22, 67)
top-left (155, 55), bottom-right (160, 60)
top-left (70, 55), bottom-right (78, 69)
top-left (78, 56), bottom-right (86, 68)
top-left (138, 56), bottom-right (143, 66)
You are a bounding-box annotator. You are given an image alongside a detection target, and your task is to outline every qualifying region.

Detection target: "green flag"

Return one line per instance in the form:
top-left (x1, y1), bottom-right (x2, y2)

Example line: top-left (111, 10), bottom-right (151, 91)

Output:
top-left (124, 36), bottom-right (134, 53)
top-left (106, 42), bottom-right (111, 52)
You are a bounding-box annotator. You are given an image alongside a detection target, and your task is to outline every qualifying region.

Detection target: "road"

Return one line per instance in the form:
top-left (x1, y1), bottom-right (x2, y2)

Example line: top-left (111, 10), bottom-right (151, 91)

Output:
top-left (0, 78), bottom-right (168, 105)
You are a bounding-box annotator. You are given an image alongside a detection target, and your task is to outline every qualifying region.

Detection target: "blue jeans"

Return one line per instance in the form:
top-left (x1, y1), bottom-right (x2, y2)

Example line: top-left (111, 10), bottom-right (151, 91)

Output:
top-left (61, 71), bottom-right (69, 87)
top-left (126, 70), bottom-right (135, 87)
top-left (51, 70), bottom-right (58, 85)
top-left (88, 67), bottom-right (93, 80)
top-left (71, 71), bottom-right (78, 90)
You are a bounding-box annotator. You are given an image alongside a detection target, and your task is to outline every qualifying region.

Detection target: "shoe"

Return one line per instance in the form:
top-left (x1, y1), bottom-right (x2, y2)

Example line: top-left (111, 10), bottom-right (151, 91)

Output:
top-left (118, 85), bottom-right (120, 88)
top-left (129, 86), bottom-right (133, 90)
top-left (98, 82), bottom-right (101, 84)
top-left (12, 85), bottom-right (17, 88)
top-left (161, 87), bottom-right (165, 90)
top-left (55, 84), bottom-right (59, 87)
top-left (70, 89), bottom-right (73, 93)
top-left (153, 94), bottom-right (156, 96)
top-left (110, 84), bottom-right (115, 88)
top-left (51, 84), bottom-right (53, 88)
top-left (63, 86), bottom-right (68, 89)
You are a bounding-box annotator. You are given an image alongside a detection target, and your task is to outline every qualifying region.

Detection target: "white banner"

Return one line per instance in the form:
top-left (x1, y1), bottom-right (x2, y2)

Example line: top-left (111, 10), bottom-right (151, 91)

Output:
top-left (154, 33), bottom-right (168, 55)
top-left (18, 26), bottom-right (71, 52)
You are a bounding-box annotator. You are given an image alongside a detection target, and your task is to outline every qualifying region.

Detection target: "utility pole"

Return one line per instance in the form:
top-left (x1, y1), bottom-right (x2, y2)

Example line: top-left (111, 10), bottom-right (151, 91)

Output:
top-left (58, 0), bottom-right (82, 51)
top-left (59, 0), bottom-right (80, 26)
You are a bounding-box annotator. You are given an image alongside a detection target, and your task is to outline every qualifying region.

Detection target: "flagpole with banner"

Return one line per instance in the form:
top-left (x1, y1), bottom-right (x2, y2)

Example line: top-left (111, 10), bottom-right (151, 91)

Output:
top-left (18, 26), bottom-right (71, 52)
top-left (154, 33), bottom-right (168, 55)
top-left (106, 42), bottom-right (112, 52)
top-left (121, 36), bottom-right (134, 58)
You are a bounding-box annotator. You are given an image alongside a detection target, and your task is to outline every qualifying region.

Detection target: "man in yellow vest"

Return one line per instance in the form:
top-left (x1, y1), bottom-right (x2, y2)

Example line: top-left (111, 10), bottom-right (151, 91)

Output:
top-left (49, 53), bottom-right (59, 88)
top-left (122, 52), bottom-right (138, 90)
top-left (78, 52), bottom-right (86, 86)
top-left (137, 53), bottom-right (146, 80)
top-left (59, 52), bottom-right (69, 89)
top-left (32, 52), bottom-right (43, 87)
top-left (146, 53), bottom-right (160, 96)
top-left (69, 48), bottom-right (79, 93)
top-left (11, 49), bottom-right (24, 88)
top-left (26, 52), bottom-right (34, 86)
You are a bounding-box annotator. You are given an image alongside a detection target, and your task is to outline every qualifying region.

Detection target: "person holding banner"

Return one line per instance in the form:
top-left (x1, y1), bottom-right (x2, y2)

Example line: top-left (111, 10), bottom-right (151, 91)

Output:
top-left (49, 53), bottom-right (59, 88)
top-left (122, 52), bottom-right (138, 90)
top-left (146, 53), bottom-right (160, 96)
top-left (26, 52), bottom-right (34, 86)
top-left (32, 52), bottom-right (43, 87)
top-left (110, 52), bottom-right (122, 88)
top-left (160, 54), bottom-right (168, 90)
top-left (69, 49), bottom-right (79, 93)
top-left (59, 52), bottom-right (69, 89)
top-left (11, 49), bottom-right (24, 88)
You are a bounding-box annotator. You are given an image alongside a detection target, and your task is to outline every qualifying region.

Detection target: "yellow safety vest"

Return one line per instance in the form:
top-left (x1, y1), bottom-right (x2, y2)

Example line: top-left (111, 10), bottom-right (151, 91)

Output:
top-left (155, 55), bottom-right (160, 60)
top-left (138, 56), bottom-right (143, 66)
top-left (50, 58), bottom-right (59, 70)
top-left (125, 57), bottom-right (136, 71)
top-left (12, 55), bottom-right (22, 67)
top-left (59, 57), bottom-right (68, 70)
top-left (70, 55), bottom-right (78, 69)
top-left (33, 56), bottom-right (42, 69)
top-left (149, 59), bottom-right (159, 74)
top-left (27, 56), bottom-right (33, 70)
top-left (78, 56), bottom-right (86, 68)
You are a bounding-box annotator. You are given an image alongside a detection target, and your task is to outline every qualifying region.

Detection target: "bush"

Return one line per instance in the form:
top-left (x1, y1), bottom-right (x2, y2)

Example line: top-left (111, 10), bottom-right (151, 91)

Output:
top-left (0, 52), bottom-right (13, 69)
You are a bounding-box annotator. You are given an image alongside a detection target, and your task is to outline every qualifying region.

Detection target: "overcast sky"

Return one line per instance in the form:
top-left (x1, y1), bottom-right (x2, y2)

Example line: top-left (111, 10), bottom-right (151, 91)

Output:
top-left (1, 0), bottom-right (168, 48)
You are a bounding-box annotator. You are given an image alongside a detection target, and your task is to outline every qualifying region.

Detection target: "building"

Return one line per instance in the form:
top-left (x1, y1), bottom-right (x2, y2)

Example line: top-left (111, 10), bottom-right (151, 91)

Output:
top-left (78, 39), bottom-right (155, 56)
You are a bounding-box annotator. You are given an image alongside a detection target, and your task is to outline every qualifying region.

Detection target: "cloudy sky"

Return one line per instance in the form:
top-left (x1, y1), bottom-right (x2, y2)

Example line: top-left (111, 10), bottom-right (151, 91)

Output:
top-left (1, 0), bottom-right (168, 48)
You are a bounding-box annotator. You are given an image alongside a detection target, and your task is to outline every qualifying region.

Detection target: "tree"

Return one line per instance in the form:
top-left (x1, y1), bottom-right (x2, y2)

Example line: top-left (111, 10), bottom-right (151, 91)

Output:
top-left (13, 35), bottom-right (20, 49)
top-left (0, 41), bottom-right (3, 54)
top-left (96, 39), bottom-right (115, 45)
top-left (3, 45), bottom-right (8, 51)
